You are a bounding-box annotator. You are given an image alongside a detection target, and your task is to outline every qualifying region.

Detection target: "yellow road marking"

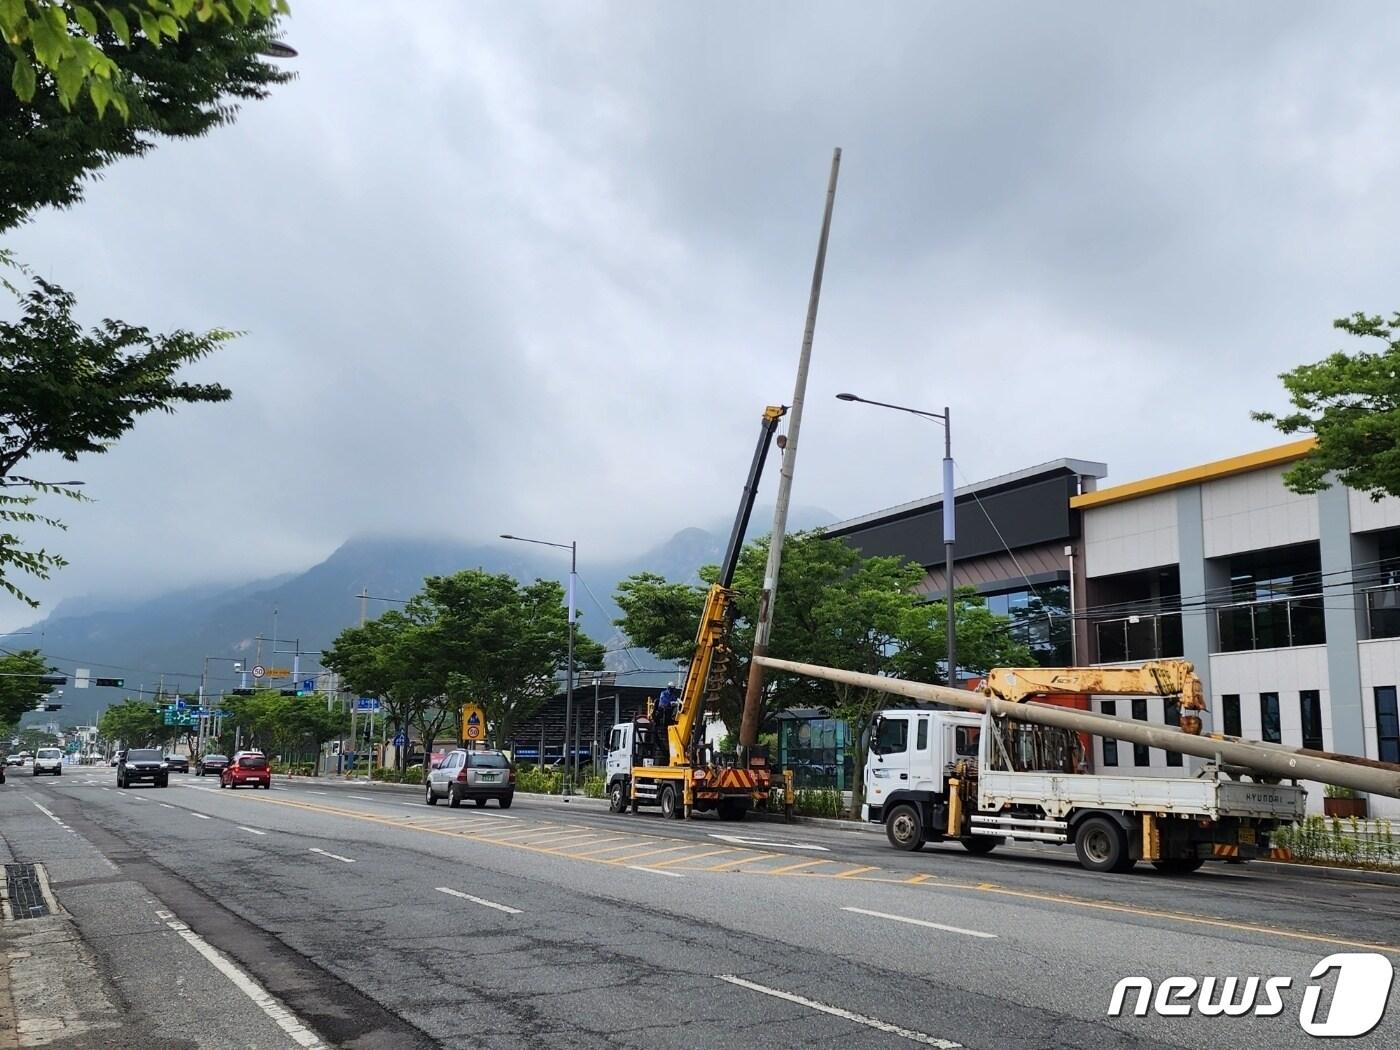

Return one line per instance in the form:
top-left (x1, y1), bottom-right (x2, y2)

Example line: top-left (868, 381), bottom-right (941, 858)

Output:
top-left (835, 865), bottom-right (878, 879)
top-left (703, 851), bottom-right (778, 871)
top-left (235, 794), bottom-right (1400, 956)
top-left (550, 836), bottom-right (635, 856)
top-left (570, 840), bottom-right (656, 858)
top-left (650, 848), bottom-right (739, 869)
top-left (906, 873), bottom-right (933, 885)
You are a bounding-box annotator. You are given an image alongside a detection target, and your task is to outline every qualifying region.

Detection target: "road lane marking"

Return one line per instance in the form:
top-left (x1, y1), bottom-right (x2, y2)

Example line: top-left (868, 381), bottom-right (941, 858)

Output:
top-left (603, 843), bottom-right (697, 864)
top-left (190, 812), bottom-right (211, 820)
top-left (627, 866), bottom-right (684, 878)
top-left (308, 847), bottom-right (355, 864)
top-left (435, 887), bottom-right (521, 914)
top-left (159, 803), bottom-right (176, 809)
top-left (703, 852), bottom-right (778, 871)
top-left (347, 795), bottom-right (375, 801)
top-left (309, 791), bottom-right (329, 795)
top-left (156, 909), bottom-right (327, 1048)
top-left (760, 858), bottom-right (830, 875)
top-left (651, 848), bottom-right (739, 869)
top-left (835, 866), bottom-right (879, 879)
top-left (716, 975), bottom-right (960, 1048)
top-left (571, 840), bottom-right (657, 858)
top-left (710, 832), bottom-right (829, 852)
top-left (237, 826), bottom-right (267, 836)
top-left (841, 906), bottom-right (996, 939)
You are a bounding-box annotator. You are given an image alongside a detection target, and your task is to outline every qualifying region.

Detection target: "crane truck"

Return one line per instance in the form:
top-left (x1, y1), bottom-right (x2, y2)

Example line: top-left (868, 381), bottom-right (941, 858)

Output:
top-left (757, 655), bottom-right (1400, 874)
top-left (604, 405), bottom-right (795, 822)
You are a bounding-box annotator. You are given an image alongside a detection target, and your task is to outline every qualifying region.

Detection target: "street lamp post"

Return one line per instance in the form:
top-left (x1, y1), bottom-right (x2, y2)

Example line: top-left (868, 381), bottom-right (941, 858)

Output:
top-left (501, 533), bottom-right (578, 792)
top-left (836, 393), bottom-right (957, 684)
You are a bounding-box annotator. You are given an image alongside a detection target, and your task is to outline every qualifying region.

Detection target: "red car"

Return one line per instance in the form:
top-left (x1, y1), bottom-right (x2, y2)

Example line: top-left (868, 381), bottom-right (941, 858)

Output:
top-left (220, 751), bottom-right (271, 790)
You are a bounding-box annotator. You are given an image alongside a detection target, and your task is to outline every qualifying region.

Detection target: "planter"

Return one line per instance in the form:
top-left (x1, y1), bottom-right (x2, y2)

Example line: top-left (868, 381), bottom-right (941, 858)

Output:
top-left (1323, 796), bottom-right (1368, 819)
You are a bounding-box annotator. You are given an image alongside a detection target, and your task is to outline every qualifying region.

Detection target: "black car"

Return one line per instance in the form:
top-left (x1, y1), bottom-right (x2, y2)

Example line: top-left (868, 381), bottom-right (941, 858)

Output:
top-left (196, 753), bottom-right (229, 776)
top-left (164, 754), bottom-right (190, 774)
top-left (117, 748), bottom-right (168, 788)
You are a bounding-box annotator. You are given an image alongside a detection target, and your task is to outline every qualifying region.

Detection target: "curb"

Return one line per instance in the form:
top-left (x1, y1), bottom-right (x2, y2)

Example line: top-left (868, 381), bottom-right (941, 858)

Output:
top-left (1247, 859), bottom-right (1400, 887)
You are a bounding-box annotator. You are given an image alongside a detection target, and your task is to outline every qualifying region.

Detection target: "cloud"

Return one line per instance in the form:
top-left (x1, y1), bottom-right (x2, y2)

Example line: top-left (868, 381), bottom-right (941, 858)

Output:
top-left (6, 1), bottom-right (1400, 629)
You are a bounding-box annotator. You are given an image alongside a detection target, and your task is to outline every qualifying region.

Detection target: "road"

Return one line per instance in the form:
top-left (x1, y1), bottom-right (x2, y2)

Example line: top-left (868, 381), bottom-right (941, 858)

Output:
top-left (1, 768), bottom-right (1396, 1049)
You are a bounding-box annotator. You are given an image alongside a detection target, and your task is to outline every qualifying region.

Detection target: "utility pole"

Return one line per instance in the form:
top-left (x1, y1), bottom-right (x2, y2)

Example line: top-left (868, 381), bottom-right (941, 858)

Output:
top-left (739, 147), bottom-right (842, 751)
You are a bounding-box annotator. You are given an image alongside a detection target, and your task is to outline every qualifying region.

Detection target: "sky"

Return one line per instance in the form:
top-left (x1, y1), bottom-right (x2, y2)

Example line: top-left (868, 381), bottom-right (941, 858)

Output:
top-left (6, 1), bottom-right (1400, 631)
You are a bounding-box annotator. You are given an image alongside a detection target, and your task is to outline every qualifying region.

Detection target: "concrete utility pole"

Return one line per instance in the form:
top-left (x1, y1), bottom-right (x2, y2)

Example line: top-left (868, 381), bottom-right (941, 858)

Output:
top-left (739, 147), bottom-right (842, 750)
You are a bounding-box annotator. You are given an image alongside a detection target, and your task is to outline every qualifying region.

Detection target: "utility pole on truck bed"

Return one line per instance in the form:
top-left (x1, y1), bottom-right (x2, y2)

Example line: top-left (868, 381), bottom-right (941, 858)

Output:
top-left (738, 146), bottom-right (842, 752)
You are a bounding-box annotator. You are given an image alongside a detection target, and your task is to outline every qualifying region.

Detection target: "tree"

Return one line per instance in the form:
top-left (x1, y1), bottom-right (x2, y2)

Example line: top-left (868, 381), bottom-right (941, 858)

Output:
top-left (0, 1), bottom-right (289, 130)
top-left (0, 648), bottom-right (48, 730)
top-left (17, 726), bottom-right (57, 751)
top-left (97, 696), bottom-right (165, 747)
top-left (0, 275), bottom-right (233, 604)
top-left (1254, 311), bottom-right (1400, 499)
top-left (614, 531), bottom-right (1032, 814)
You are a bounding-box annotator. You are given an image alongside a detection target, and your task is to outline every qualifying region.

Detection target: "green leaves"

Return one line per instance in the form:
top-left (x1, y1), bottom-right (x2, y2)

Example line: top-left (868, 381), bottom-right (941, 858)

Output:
top-left (1255, 311), bottom-right (1400, 500)
top-left (10, 52), bottom-right (36, 100)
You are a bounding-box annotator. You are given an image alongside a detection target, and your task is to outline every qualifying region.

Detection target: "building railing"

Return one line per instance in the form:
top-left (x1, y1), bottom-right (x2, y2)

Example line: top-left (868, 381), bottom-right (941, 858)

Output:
top-left (1216, 593), bottom-right (1326, 652)
top-left (1093, 611), bottom-right (1184, 663)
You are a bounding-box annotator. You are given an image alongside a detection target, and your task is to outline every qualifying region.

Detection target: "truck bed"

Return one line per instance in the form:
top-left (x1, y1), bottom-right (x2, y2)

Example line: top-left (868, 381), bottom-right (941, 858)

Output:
top-left (978, 769), bottom-right (1306, 821)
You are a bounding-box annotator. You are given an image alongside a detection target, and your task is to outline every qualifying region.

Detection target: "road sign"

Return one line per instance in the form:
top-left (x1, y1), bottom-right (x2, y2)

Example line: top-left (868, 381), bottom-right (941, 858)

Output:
top-left (302, 678), bottom-right (316, 692)
top-left (75, 668), bottom-right (90, 689)
top-left (393, 733), bottom-right (406, 747)
top-left (251, 665), bottom-right (266, 679)
top-left (354, 698), bottom-right (381, 713)
top-left (460, 704), bottom-right (487, 743)
top-left (265, 667), bottom-right (292, 678)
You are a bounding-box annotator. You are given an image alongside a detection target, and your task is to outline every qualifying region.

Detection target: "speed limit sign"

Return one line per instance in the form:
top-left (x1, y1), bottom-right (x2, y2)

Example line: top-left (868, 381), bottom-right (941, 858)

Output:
top-left (251, 665), bottom-right (266, 679)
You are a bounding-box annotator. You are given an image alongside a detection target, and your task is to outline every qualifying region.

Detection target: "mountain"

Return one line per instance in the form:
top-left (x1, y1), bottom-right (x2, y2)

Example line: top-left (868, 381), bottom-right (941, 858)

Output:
top-left (12, 506), bottom-right (835, 725)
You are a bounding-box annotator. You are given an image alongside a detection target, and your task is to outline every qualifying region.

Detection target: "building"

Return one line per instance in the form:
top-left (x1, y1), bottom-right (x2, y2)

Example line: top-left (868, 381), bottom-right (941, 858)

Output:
top-left (1073, 438), bottom-right (1400, 817)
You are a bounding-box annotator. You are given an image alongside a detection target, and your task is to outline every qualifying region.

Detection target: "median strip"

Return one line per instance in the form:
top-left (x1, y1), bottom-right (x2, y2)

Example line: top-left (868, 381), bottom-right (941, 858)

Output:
top-left (435, 887), bottom-right (521, 914)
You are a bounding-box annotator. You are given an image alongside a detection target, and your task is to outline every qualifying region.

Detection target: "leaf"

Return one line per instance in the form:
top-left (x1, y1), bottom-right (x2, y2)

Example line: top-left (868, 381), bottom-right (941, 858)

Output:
top-left (138, 9), bottom-right (161, 44)
top-left (10, 51), bottom-right (35, 101)
top-left (157, 14), bottom-right (179, 39)
top-left (231, 0), bottom-right (252, 19)
top-left (55, 54), bottom-right (86, 107)
top-left (29, 18), bottom-right (66, 68)
top-left (89, 74), bottom-right (111, 117)
top-left (103, 5), bottom-right (130, 44)
top-left (73, 5), bottom-right (99, 35)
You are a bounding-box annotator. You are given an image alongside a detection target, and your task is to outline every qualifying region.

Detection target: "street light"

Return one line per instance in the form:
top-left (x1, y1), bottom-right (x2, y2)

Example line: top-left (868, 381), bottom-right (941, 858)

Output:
top-left (836, 392), bottom-right (958, 684)
top-left (500, 533), bottom-right (578, 791)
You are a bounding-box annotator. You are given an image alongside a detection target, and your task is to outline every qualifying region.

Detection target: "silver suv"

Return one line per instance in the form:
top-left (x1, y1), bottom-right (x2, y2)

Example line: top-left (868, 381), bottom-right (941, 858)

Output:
top-left (425, 749), bottom-right (514, 808)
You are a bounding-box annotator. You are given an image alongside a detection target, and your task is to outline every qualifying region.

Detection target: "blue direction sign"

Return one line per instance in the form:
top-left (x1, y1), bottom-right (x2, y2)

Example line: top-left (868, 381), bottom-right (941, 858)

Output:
top-left (354, 698), bottom-right (381, 713)
top-left (302, 678), bottom-right (316, 692)
top-left (392, 733), bottom-right (406, 747)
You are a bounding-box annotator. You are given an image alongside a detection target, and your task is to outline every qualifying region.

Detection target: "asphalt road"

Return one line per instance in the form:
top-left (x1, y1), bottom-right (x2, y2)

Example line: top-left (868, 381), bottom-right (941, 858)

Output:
top-left (2, 768), bottom-right (1397, 1049)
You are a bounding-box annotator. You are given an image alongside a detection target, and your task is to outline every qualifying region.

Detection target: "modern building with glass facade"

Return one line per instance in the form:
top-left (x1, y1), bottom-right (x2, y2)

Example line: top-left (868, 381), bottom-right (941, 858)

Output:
top-left (1073, 438), bottom-right (1400, 817)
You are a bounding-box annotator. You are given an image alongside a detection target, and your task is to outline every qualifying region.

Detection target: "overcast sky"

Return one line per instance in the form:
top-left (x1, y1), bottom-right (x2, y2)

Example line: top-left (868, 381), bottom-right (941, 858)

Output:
top-left (6, 1), bottom-right (1400, 631)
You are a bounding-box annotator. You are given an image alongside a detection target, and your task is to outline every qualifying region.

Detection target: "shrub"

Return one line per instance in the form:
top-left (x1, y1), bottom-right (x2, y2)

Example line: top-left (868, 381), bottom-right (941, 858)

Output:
top-left (1272, 816), bottom-right (1398, 871)
top-left (581, 774), bottom-right (605, 799)
top-left (269, 761), bottom-right (316, 777)
top-left (794, 788), bottom-right (844, 819)
top-left (515, 765), bottom-right (562, 794)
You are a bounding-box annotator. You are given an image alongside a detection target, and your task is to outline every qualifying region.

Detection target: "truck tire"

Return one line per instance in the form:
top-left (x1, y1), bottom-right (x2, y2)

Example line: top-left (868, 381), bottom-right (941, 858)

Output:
top-left (659, 783), bottom-right (680, 820)
top-left (1152, 857), bottom-right (1204, 875)
top-left (717, 800), bottom-right (747, 822)
top-left (885, 803), bottom-right (925, 851)
top-left (1074, 816), bottom-right (1132, 873)
top-left (960, 836), bottom-right (1000, 855)
top-left (608, 779), bottom-right (628, 814)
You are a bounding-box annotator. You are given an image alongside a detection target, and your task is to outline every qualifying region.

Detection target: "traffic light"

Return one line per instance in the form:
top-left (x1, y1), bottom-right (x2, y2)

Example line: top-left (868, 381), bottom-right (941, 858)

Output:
top-left (94, 677), bottom-right (124, 688)
top-left (279, 689), bottom-right (297, 697)
top-left (232, 688), bottom-right (254, 697)
top-left (38, 675), bottom-right (66, 686)
top-left (44, 704), bottom-right (62, 711)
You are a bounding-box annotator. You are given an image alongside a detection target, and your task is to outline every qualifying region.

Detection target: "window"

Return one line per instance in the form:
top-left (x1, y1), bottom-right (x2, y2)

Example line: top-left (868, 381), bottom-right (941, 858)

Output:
top-left (1131, 698), bottom-right (1150, 766)
top-left (1163, 700), bottom-right (1183, 767)
top-left (1221, 695), bottom-right (1241, 737)
top-left (916, 718), bottom-right (929, 751)
top-left (238, 754), bottom-right (268, 769)
top-left (873, 717), bottom-right (908, 755)
top-left (1376, 687), bottom-right (1400, 764)
top-left (1300, 691), bottom-right (1323, 751)
top-left (954, 726), bottom-right (980, 757)
top-left (1260, 693), bottom-right (1281, 744)
top-left (1101, 701), bottom-right (1118, 767)
top-left (608, 729), bottom-right (622, 753)
top-left (468, 753), bottom-right (510, 768)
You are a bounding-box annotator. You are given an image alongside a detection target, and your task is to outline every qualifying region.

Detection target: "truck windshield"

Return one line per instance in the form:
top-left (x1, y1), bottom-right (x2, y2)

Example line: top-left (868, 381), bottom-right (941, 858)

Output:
top-left (872, 717), bottom-right (908, 755)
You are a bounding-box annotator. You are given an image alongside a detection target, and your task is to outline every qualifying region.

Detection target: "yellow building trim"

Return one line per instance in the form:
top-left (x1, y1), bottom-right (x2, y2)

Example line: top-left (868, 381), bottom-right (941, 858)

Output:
top-left (1069, 438), bottom-right (1318, 510)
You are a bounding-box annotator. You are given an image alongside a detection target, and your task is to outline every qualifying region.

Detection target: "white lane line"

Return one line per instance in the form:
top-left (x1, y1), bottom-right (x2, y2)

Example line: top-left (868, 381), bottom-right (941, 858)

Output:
top-left (308, 847), bottom-right (355, 864)
top-left (840, 907), bottom-right (996, 940)
top-left (627, 865), bottom-right (685, 878)
top-left (159, 803), bottom-right (176, 809)
top-left (237, 826), bottom-right (267, 836)
top-left (434, 887), bottom-right (521, 914)
top-left (101, 787), bottom-right (111, 792)
top-left (155, 909), bottom-right (326, 1048)
top-left (309, 791), bottom-right (329, 795)
top-left (190, 812), bottom-right (212, 820)
top-left (716, 975), bottom-right (961, 1048)
top-left (346, 795), bottom-right (375, 801)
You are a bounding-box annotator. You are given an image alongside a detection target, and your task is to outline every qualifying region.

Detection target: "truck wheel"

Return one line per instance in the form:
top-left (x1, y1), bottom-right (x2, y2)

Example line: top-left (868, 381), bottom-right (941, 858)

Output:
top-left (885, 804), bottom-right (925, 851)
top-left (659, 783), bottom-right (680, 820)
top-left (1152, 857), bottom-right (1204, 875)
top-left (608, 779), bottom-right (628, 814)
top-left (717, 800), bottom-right (747, 822)
top-left (960, 836), bottom-right (1000, 855)
top-left (1075, 816), bottom-right (1132, 873)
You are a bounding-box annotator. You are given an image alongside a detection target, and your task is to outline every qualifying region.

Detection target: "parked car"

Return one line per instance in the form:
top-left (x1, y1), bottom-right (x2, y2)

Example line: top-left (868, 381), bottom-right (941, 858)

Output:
top-left (220, 752), bottom-right (271, 790)
top-left (196, 754), bottom-right (229, 777)
top-left (32, 747), bottom-right (63, 776)
top-left (117, 748), bottom-right (168, 788)
top-left (4, 754), bottom-right (22, 767)
top-left (163, 754), bottom-right (189, 774)
top-left (110, 750), bottom-right (125, 768)
top-left (425, 749), bottom-right (515, 808)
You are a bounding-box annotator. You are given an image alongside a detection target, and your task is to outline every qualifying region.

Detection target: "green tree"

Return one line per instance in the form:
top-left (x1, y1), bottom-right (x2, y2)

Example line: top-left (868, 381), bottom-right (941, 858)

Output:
top-left (17, 726), bottom-right (57, 751)
top-left (97, 696), bottom-right (165, 747)
top-left (0, 276), bottom-right (233, 604)
top-left (1254, 311), bottom-right (1400, 499)
top-left (0, 648), bottom-right (47, 730)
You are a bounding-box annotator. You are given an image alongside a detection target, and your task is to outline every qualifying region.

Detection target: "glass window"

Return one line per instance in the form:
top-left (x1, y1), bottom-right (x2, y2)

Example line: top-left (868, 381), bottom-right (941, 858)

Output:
top-left (1100, 701), bottom-right (1118, 767)
top-left (916, 719), bottom-right (928, 751)
top-left (954, 726), bottom-right (980, 757)
top-left (1130, 699), bottom-right (1149, 766)
top-left (1260, 693), bottom-right (1281, 744)
top-left (873, 717), bottom-right (909, 755)
top-left (468, 753), bottom-right (510, 768)
top-left (1163, 700), bottom-right (1183, 767)
top-left (1222, 695), bottom-right (1241, 737)
top-left (1290, 598), bottom-right (1326, 647)
top-left (1300, 691), bottom-right (1323, 751)
top-left (1376, 687), bottom-right (1400, 764)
